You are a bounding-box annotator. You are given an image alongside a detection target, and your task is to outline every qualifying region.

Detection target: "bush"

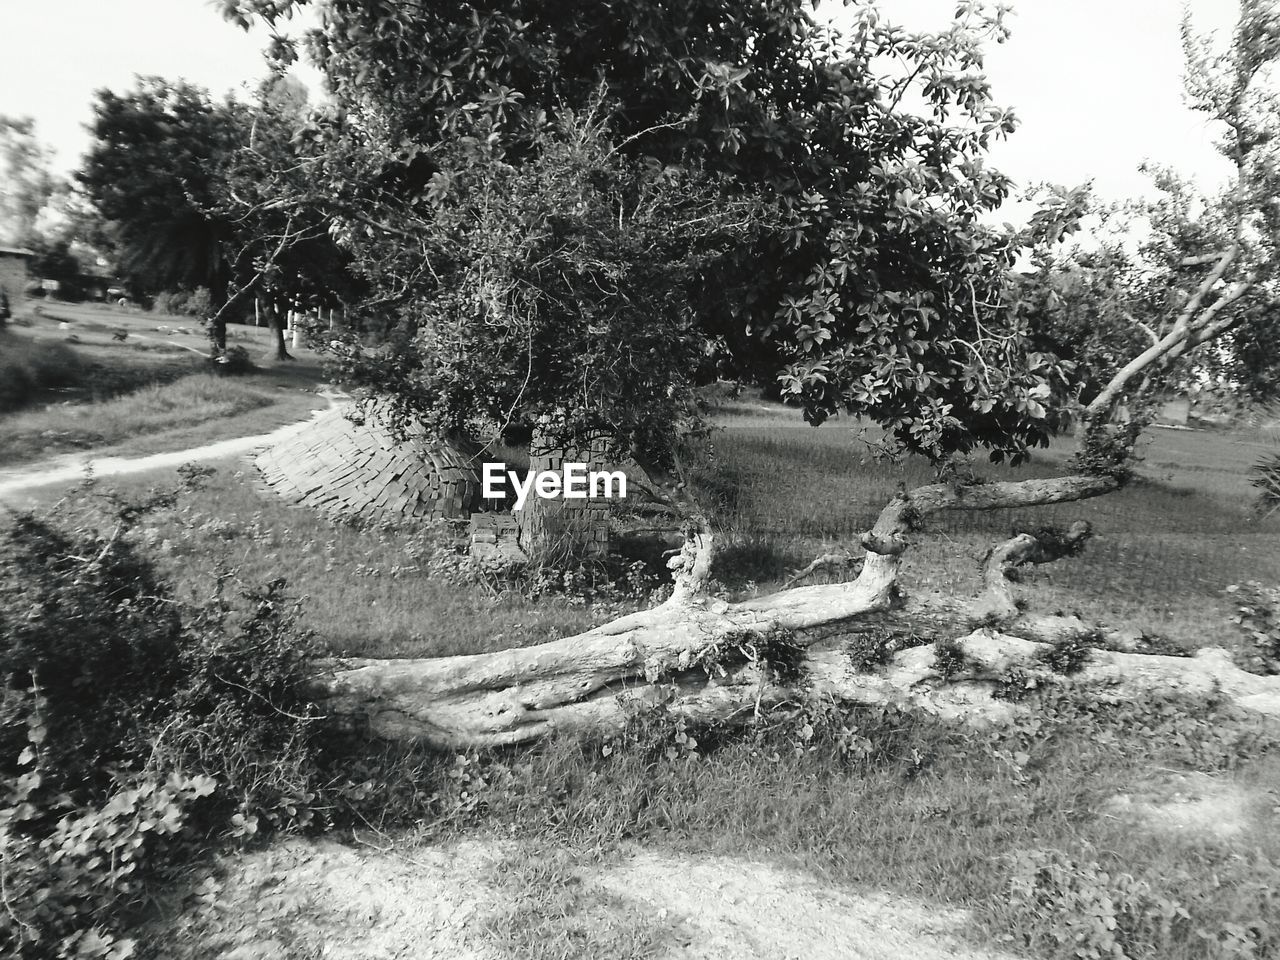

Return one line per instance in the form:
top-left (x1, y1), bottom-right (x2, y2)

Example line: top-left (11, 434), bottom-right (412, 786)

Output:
top-left (152, 288), bottom-right (212, 318)
top-left (1227, 581), bottom-right (1280, 675)
top-left (0, 334), bottom-right (85, 411)
top-left (0, 473), bottom-right (324, 957)
top-left (209, 344), bottom-right (255, 376)
top-left (152, 290), bottom-right (189, 316)
top-left (1252, 449), bottom-right (1280, 517)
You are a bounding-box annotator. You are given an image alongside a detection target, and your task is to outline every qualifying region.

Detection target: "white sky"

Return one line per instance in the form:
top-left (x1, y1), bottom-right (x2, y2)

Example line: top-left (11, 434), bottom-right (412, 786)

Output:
top-left (0, 0), bottom-right (1240, 207)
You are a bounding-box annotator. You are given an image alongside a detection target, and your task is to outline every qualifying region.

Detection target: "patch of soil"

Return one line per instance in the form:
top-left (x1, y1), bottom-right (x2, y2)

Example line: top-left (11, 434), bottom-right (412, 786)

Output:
top-left (591, 848), bottom-right (1013, 960)
top-left (1103, 771), bottom-right (1256, 839)
top-left (154, 838), bottom-right (1012, 960)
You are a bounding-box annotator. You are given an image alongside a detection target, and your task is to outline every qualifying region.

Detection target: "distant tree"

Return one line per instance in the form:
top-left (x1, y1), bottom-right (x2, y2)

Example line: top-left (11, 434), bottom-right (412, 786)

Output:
top-left (0, 116), bottom-right (60, 248)
top-left (29, 239), bottom-right (81, 297)
top-left (79, 76), bottom-right (355, 356)
top-left (79, 80), bottom-right (240, 339)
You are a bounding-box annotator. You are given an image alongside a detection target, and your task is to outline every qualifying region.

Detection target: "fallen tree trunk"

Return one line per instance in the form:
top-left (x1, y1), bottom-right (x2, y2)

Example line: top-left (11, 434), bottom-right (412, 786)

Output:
top-left (311, 471), bottom-right (1280, 747)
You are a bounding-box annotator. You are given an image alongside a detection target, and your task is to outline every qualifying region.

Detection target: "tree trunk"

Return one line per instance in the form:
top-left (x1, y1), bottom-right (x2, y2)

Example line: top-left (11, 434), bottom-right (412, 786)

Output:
top-left (311, 471), bottom-right (1280, 748)
top-left (266, 299), bottom-right (293, 361)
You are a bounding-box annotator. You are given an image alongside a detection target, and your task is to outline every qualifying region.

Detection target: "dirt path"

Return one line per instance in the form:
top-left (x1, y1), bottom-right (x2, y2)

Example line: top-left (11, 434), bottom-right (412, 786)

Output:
top-left (0, 391), bottom-right (345, 503)
top-left (154, 838), bottom-right (1013, 960)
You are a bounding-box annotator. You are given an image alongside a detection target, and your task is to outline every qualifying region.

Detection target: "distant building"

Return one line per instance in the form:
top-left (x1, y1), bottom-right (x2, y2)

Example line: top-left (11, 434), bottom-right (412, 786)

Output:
top-left (0, 246), bottom-right (35, 312)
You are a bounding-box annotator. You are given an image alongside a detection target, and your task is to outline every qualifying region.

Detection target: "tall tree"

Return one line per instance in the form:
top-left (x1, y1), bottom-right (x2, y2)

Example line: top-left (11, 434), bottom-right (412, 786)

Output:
top-left (79, 76), bottom-right (352, 355)
top-left (221, 1), bottom-right (1280, 746)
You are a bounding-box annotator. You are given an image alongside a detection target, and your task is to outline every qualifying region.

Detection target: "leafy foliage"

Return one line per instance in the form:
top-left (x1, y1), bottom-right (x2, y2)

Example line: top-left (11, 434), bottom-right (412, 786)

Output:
top-left (1250, 448), bottom-right (1280, 517)
top-left (1034, 633), bottom-right (1095, 676)
top-left (221, 0), bottom-right (1092, 468)
top-left (933, 636), bottom-right (969, 679)
top-left (1226, 581), bottom-right (1280, 675)
top-left (0, 476), bottom-right (323, 957)
top-left (326, 102), bottom-right (768, 470)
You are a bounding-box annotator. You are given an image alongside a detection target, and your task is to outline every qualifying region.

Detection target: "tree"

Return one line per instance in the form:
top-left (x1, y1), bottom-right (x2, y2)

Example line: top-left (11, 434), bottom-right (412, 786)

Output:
top-left (0, 116), bottom-right (60, 248)
top-left (232, 1), bottom-right (1280, 745)
top-left (80, 79), bottom-right (240, 344)
top-left (79, 76), bottom-right (353, 356)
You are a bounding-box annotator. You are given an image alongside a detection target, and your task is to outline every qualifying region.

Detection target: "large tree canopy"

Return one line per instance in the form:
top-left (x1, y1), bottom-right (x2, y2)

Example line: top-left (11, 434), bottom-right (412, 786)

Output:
top-left (223, 0), bottom-right (1279, 475)
top-left (80, 79), bottom-right (239, 300)
top-left (223, 0), bottom-right (1090, 468)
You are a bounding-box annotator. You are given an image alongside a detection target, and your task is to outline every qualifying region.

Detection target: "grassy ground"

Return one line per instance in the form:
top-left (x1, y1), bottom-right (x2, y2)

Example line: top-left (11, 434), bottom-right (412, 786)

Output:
top-left (437, 690), bottom-right (1280, 960)
top-left (17, 400), bottom-right (1276, 660)
top-left (0, 373), bottom-right (326, 465)
top-left (702, 401), bottom-right (1280, 649)
top-left (7, 392), bottom-right (1280, 959)
top-left (0, 301), bottom-right (331, 466)
top-left (162, 688), bottom-right (1280, 960)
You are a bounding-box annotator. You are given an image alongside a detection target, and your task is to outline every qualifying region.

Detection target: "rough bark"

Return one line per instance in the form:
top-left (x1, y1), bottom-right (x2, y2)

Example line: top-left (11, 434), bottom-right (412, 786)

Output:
top-left (306, 470), bottom-right (1280, 749)
top-left (267, 301), bottom-right (293, 361)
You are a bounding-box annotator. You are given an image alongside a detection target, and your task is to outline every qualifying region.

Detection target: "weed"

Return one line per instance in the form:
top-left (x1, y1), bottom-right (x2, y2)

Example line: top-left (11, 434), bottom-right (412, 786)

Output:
top-left (1035, 632), bottom-right (1096, 675)
top-left (933, 636), bottom-right (968, 679)
top-left (843, 629), bottom-right (897, 672)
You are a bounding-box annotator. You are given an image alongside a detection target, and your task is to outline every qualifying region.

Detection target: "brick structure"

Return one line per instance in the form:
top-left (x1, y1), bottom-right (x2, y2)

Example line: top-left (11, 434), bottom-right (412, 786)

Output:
top-left (254, 400), bottom-right (481, 526)
top-left (468, 513), bottom-right (526, 563)
top-left (516, 428), bottom-right (614, 559)
top-left (0, 246), bottom-right (33, 319)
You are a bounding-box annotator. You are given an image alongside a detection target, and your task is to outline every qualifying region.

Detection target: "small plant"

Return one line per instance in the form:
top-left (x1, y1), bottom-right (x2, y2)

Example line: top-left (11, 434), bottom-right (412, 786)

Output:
top-left (932, 636), bottom-right (968, 679)
top-left (1250, 448), bottom-right (1280, 517)
top-left (211, 344), bottom-right (255, 375)
top-left (1034, 632), bottom-right (1095, 675)
top-left (1226, 581), bottom-right (1280, 674)
top-left (992, 666), bottom-right (1038, 702)
top-left (844, 630), bottom-right (897, 673)
top-left (1006, 848), bottom-right (1194, 959)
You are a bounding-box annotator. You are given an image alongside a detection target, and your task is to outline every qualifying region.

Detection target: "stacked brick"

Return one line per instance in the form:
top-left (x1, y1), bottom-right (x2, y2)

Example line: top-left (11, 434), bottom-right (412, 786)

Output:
top-left (468, 513), bottom-right (525, 563)
top-left (515, 429), bottom-right (614, 558)
top-left (254, 402), bottom-right (480, 526)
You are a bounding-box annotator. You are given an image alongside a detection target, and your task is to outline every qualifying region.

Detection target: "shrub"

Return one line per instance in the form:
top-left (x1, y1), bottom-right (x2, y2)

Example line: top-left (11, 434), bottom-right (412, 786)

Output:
top-left (0, 334), bottom-right (85, 411)
top-left (1251, 449), bottom-right (1280, 517)
top-left (933, 636), bottom-right (968, 679)
top-left (210, 344), bottom-right (255, 376)
top-left (1006, 848), bottom-right (1195, 959)
top-left (0, 473), bottom-right (324, 957)
top-left (844, 630), bottom-right (897, 673)
top-left (152, 290), bottom-right (189, 316)
top-left (1034, 632), bottom-right (1095, 676)
top-left (1226, 581), bottom-right (1280, 674)
top-left (185, 287), bottom-right (213, 318)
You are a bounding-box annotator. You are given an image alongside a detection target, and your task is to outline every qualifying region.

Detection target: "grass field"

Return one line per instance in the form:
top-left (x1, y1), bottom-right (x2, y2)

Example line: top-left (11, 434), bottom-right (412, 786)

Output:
top-left (701, 402), bottom-right (1280, 648)
top-left (0, 301), bottom-right (332, 466)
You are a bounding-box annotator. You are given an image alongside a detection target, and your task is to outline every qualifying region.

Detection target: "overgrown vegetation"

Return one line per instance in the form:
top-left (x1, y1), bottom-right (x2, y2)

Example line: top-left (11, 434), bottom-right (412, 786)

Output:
top-left (1228, 581), bottom-right (1280, 675)
top-left (0, 475), bottom-right (327, 958)
top-left (0, 334), bottom-right (85, 412)
top-left (378, 687), bottom-right (1280, 960)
